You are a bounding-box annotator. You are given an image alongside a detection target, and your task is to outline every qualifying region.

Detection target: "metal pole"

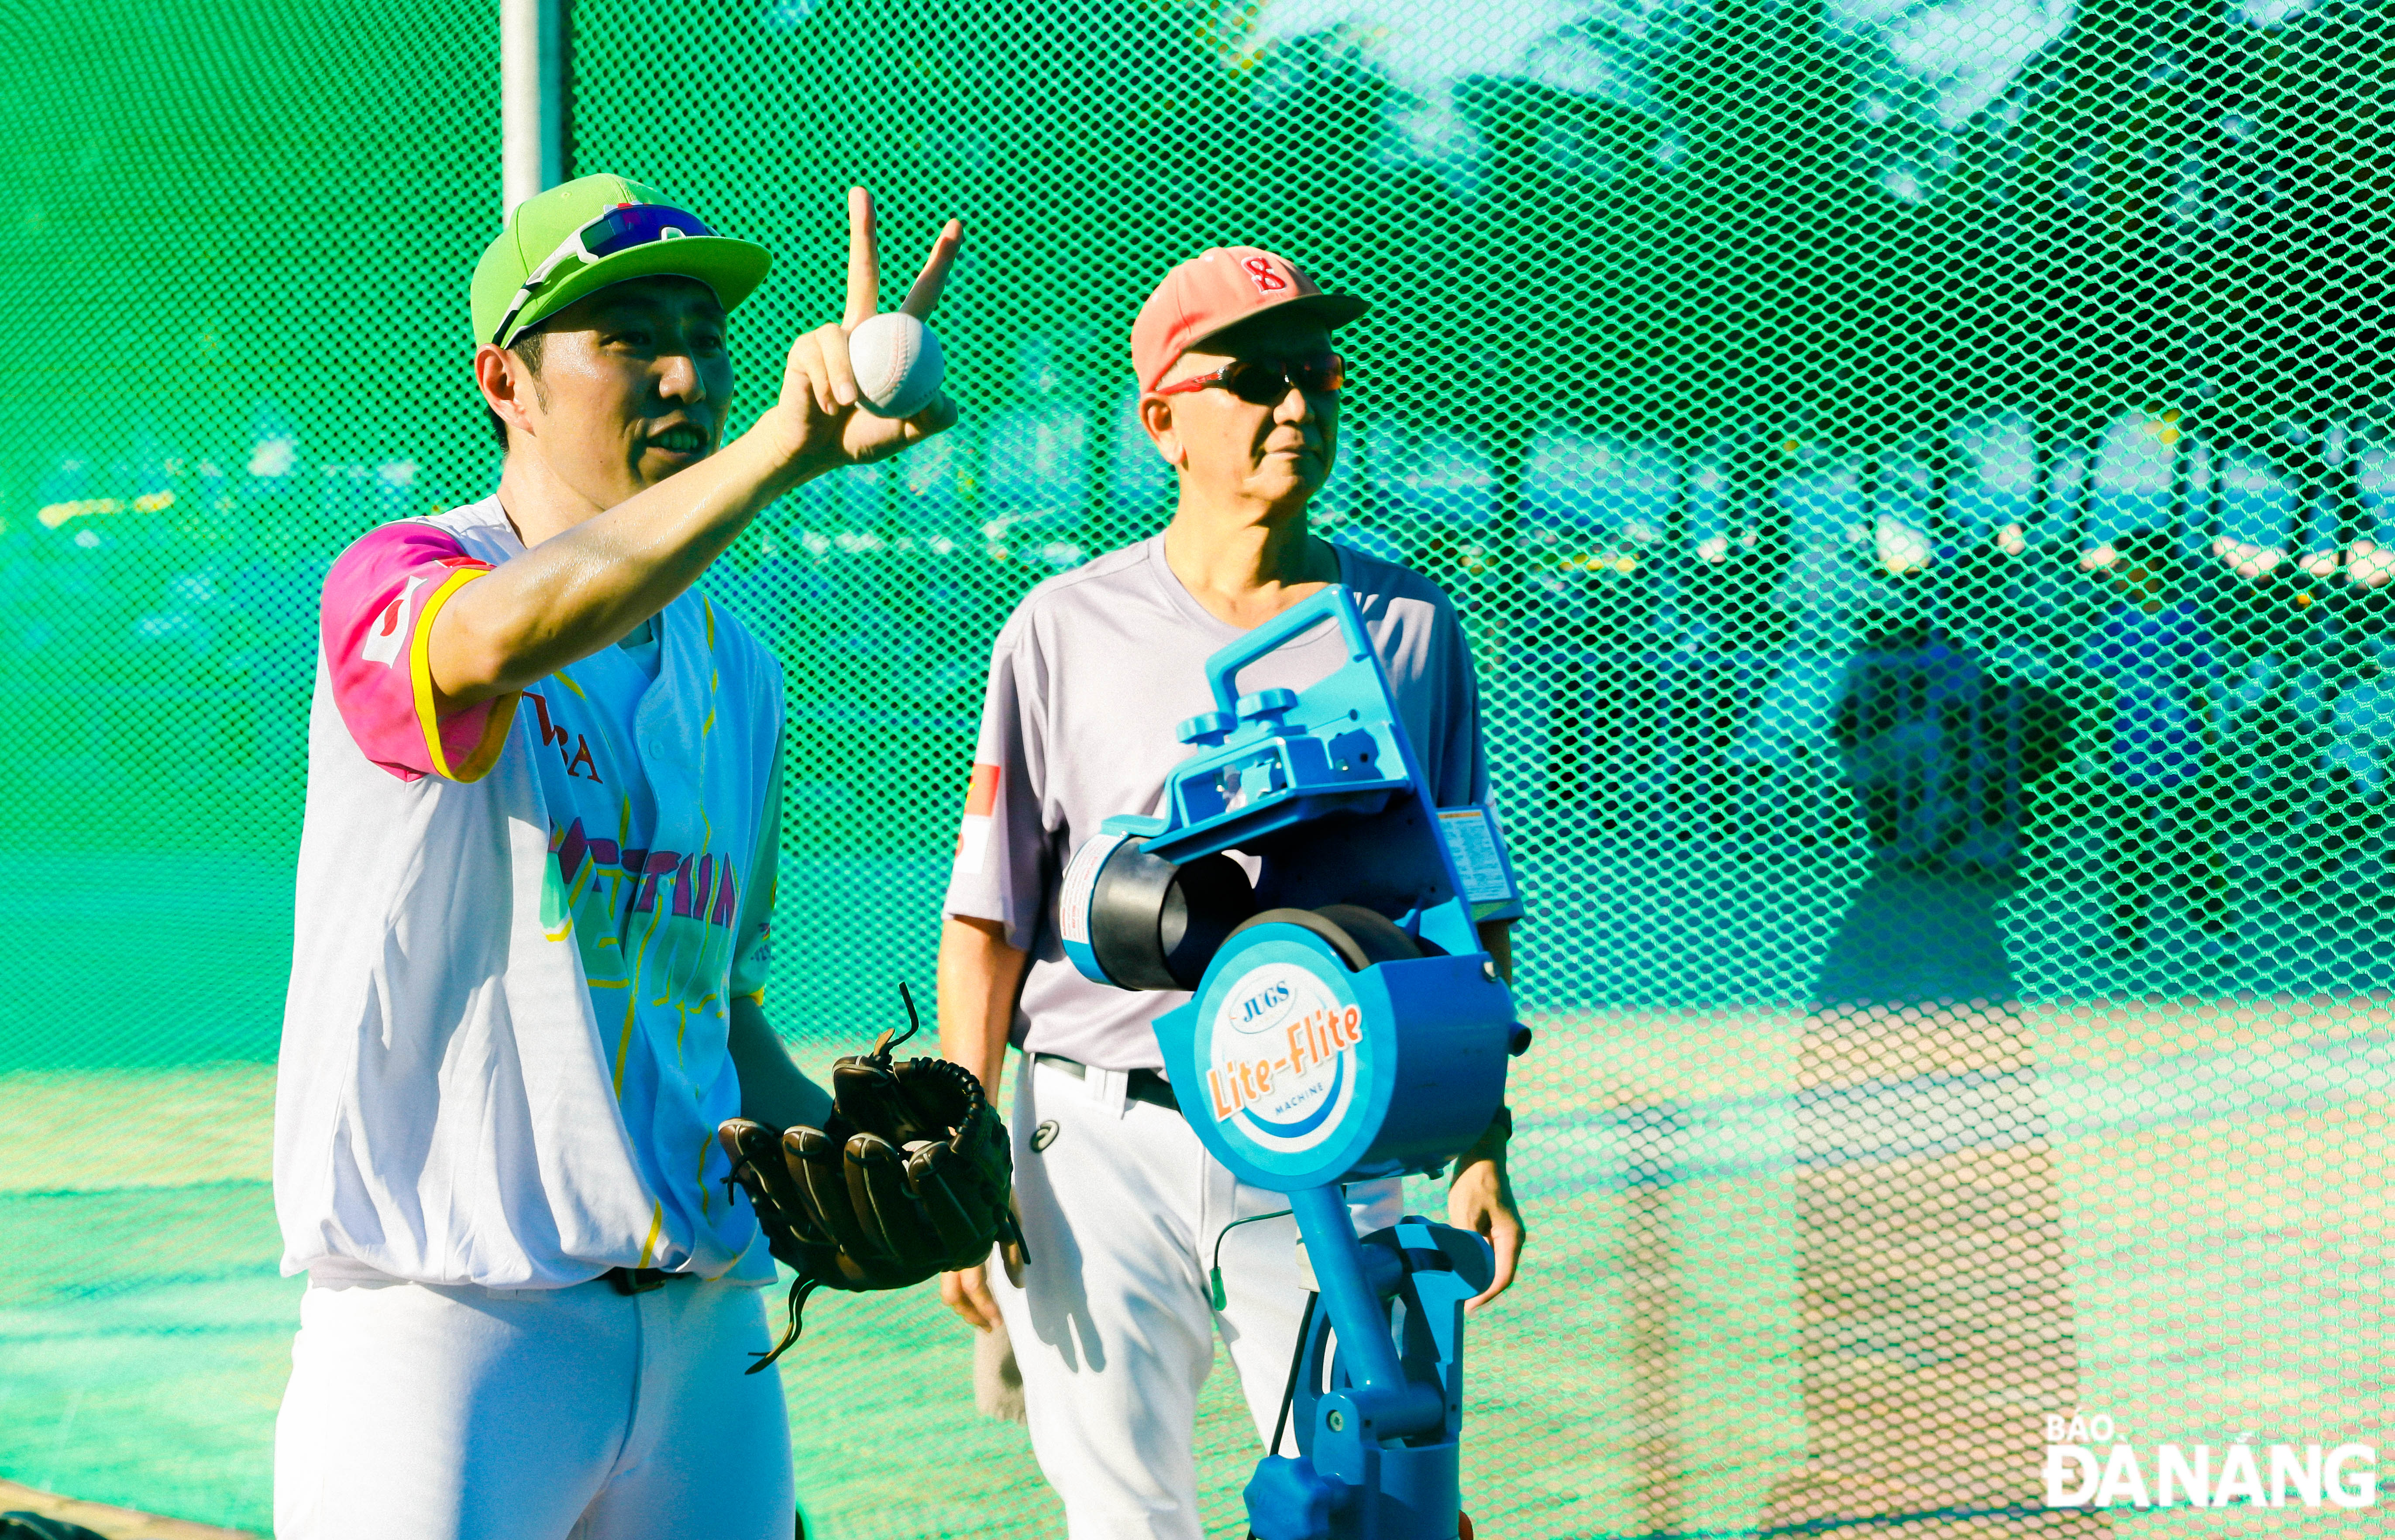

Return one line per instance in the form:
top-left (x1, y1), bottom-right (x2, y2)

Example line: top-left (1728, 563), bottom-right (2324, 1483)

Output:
top-left (1623, 1103), bottom-right (1684, 1538)
top-left (502, 0), bottom-right (568, 213)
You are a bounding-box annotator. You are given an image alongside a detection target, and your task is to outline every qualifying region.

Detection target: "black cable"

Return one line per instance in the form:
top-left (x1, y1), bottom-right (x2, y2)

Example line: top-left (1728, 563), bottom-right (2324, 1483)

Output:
top-left (1208, 1207), bottom-right (1293, 1308)
top-left (1270, 1290), bottom-right (1318, 1460)
top-left (1244, 1217), bottom-right (1323, 1539)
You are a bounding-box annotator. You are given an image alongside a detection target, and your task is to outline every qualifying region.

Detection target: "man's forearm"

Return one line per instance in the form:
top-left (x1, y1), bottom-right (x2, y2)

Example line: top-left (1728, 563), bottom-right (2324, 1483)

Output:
top-left (726, 995), bottom-right (835, 1131)
top-left (938, 915), bottom-right (1030, 1100)
top-left (432, 423), bottom-right (816, 710)
top-left (1465, 918), bottom-right (1518, 1159)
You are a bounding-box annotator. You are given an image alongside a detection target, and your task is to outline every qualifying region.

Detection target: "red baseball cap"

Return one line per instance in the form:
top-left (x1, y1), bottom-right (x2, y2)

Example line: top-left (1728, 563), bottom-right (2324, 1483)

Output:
top-left (1131, 247), bottom-right (1368, 392)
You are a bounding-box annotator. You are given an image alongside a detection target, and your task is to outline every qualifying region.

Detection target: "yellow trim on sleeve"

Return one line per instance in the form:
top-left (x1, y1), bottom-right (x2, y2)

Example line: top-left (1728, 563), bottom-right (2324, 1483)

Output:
top-left (406, 567), bottom-right (520, 784)
top-left (735, 988), bottom-right (765, 1007)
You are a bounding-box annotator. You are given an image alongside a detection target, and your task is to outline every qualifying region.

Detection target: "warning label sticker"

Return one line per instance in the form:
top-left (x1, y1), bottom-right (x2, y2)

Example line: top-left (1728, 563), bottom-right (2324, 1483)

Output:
top-left (1057, 832), bottom-right (1128, 945)
top-left (1437, 805), bottom-right (1514, 904)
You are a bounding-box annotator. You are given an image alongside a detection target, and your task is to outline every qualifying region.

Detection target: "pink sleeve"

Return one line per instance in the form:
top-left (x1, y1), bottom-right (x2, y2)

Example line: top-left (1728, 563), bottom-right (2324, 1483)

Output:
top-left (321, 522), bottom-right (520, 783)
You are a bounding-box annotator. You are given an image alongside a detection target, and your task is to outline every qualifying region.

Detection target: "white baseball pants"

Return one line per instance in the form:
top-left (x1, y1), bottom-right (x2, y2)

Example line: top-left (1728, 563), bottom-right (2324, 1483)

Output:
top-left (991, 1055), bottom-right (1404, 1540)
top-left (274, 1273), bottom-right (793, 1540)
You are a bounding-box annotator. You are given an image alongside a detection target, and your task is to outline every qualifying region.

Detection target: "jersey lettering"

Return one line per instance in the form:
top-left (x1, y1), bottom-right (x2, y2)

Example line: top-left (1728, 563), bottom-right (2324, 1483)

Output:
top-left (526, 691), bottom-right (605, 783)
top-left (552, 816), bottom-right (741, 933)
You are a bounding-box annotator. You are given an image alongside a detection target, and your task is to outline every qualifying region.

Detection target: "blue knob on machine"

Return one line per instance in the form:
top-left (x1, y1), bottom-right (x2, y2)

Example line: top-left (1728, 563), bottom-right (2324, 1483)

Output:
top-left (1177, 710), bottom-right (1237, 746)
top-left (1236, 688), bottom-right (1301, 722)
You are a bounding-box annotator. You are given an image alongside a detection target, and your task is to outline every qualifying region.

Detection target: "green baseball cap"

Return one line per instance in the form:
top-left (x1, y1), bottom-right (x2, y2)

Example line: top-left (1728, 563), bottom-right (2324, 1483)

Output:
top-left (471, 173), bottom-right (773, 348)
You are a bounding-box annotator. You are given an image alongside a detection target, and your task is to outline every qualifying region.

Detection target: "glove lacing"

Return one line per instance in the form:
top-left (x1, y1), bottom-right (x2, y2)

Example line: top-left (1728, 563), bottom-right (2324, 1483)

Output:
top-left (749, 1274), bottom-right (821, 1374)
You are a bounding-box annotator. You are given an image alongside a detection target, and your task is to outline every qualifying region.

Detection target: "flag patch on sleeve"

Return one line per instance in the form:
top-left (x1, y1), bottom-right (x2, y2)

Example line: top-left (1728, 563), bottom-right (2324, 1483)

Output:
top-left (956, 763), bottom-right (1000, 874)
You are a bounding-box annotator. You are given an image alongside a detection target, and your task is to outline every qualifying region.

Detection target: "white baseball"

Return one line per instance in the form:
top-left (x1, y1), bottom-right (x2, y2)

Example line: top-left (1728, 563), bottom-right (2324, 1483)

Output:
top-left (847, 311), bottom-right (946, 419)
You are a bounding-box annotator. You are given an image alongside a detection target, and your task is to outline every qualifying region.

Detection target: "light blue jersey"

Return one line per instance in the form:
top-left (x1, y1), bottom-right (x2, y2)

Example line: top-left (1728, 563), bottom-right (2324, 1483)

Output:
top-left (279, 495), bottom-right (783, 1288)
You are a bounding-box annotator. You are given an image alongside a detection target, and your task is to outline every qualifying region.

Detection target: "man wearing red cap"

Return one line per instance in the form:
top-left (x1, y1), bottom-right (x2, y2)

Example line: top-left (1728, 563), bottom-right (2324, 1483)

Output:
top-left (935, 247), bottom-right (1527, 1536)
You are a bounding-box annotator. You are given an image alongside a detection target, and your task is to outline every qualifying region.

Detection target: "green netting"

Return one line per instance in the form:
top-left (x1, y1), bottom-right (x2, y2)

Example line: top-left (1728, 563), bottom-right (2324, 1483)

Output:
top-left (4, 0), bottom-right (2393, 1533)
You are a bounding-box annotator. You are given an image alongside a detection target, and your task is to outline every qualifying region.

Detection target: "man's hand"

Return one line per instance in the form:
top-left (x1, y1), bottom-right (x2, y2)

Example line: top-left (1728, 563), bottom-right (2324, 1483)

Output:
top-left (1449, 1118), bottom-right (1525, 1312)
top-left (942, 1262), bottom-right (1004, 1332)
top-left (762, 188), bottom-right (962, 478)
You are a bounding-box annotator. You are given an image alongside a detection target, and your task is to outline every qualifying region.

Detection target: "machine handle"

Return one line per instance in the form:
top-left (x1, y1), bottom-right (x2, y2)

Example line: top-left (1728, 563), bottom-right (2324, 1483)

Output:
top-left (1205, 588), bottom-right (1376, 717)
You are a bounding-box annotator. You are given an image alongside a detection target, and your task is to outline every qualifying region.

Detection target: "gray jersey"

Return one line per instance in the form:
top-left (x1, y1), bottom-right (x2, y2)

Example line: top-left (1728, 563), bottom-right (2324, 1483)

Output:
top-left (943, 534), bottom-right (1491, 1071)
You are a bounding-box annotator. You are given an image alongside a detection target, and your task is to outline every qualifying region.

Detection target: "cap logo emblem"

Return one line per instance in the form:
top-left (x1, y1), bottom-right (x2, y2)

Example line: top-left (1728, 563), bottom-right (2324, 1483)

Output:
top-left (1242, 256), bottom-right (1290, 293)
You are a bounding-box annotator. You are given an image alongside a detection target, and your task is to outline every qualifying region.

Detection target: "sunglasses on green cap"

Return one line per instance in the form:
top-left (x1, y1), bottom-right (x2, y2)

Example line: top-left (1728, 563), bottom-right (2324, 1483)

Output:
top-left (489, 203), bottom-right (718, 345)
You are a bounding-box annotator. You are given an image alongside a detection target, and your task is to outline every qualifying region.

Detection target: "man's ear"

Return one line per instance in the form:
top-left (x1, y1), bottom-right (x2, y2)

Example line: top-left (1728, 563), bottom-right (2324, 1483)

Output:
top-left (1137, 394), bottom-right (1187, 471)
top-left (475, 344), bottom-right (539, 443)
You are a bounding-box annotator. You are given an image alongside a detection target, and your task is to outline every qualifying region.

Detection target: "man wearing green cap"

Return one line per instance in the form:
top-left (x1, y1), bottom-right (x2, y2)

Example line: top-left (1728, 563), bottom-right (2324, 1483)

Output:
top-left (270, 175), bottom-right (959, 1540)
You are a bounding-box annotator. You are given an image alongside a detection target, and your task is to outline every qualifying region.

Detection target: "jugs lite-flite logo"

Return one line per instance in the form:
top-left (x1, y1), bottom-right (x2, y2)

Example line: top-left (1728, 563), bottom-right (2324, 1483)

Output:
top-left (1207, 962), bottom-right (1363, 1152)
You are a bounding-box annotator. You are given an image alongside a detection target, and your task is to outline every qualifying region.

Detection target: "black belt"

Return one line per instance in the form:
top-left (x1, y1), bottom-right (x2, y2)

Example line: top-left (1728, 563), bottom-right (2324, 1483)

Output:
top-left (602, 1265), bottom-right (689, 1295)
top-left (1036, 1054), bottom-right (1180, 1113)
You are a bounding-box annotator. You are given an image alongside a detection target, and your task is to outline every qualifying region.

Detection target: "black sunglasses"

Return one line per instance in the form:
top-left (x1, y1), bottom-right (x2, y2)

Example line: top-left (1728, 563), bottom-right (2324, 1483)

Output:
top-left (1156, 353), bottom-right (1347, 406)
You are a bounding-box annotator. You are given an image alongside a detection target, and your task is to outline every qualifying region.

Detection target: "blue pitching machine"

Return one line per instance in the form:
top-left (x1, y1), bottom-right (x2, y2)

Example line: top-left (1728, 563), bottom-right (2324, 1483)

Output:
top-left (1058, 588), bottom-right (1527, 1540)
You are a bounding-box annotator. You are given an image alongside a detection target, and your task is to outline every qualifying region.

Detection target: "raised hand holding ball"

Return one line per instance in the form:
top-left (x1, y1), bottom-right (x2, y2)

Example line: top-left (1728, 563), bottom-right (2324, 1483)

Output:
top-left (848, 312), bottom-right (947, 419)
top-left (772, 190), bottom-right (962, 476)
